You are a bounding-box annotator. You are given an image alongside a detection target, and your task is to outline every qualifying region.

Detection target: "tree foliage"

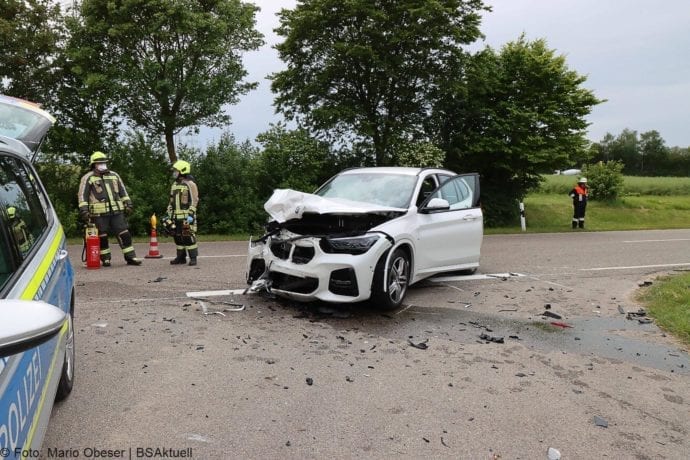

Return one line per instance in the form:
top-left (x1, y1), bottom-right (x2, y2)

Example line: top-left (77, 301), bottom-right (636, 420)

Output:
top-left (582, 160), bottom-right (624, 201)
top-left (71, 0), bottom-right (264, 162)
top-left (272, 0), bottom-right (488, 166)
top-left (434, 36), bottom-right (602, 225)
top-left (191, 134), bottom-right (265, 234)
top-left (0, 0), bottom-right (65, 100)
top-left (255, 124), bottom-right (336, 197)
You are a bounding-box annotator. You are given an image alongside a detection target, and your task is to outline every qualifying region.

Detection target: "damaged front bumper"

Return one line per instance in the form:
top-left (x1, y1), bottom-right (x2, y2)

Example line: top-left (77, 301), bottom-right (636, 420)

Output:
top-left (246, 229), bottom-right (393, 303)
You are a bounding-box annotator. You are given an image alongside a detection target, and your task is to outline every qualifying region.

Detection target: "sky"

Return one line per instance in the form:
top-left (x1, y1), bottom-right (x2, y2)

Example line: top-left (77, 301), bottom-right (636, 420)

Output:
top-left (192, 0), bottom-right (690, 149)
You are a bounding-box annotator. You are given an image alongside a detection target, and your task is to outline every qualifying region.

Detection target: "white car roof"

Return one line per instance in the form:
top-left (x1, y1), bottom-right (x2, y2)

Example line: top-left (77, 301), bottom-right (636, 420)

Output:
top-left (339, 167), bottom-right (456, 176)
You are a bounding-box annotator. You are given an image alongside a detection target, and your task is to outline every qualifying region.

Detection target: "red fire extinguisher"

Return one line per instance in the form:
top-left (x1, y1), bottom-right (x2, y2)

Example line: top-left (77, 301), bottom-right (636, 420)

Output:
top-left (85, 224), bottom-right (100, 269)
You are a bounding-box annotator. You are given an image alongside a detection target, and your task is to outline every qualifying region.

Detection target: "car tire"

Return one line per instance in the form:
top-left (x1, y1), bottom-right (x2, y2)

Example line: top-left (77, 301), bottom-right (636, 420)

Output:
top-left (55, 311), bottom-right (75, 401)
top-left (372, 248), bottom-right (410, 310)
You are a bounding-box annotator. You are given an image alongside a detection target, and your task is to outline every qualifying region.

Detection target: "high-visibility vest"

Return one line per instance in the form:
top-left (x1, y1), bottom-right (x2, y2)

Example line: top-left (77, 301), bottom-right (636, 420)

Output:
top-left (78, 171), bottom-right (132, 215)
top-left (167, 177), bottom-right (199, 219)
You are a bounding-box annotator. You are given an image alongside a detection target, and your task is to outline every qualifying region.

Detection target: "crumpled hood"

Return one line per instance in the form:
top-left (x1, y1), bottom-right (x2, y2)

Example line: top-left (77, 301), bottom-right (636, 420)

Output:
top-left (265, 189), bottom-right (405, 224)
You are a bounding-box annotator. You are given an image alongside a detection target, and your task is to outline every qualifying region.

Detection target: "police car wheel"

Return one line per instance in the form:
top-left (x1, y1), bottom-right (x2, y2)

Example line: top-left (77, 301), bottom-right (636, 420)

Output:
top-left (56, 310), bottom-right (75, 400)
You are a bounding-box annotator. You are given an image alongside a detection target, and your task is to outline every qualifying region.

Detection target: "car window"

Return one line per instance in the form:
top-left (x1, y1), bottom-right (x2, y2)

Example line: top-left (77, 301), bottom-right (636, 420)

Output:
top-left (316, 173), bottom-right (417, 208)
top-left (0, 155), bottom-right (48, 260)
top-left (416, 176), bottom-right (437, 207)
top-left (429, 175), bottom-right (478, 210)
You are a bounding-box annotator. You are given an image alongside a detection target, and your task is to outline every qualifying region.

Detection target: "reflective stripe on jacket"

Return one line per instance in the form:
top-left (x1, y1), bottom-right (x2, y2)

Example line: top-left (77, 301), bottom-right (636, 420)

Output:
top-left (77, 171), bottom-right (131, 215)
top-left (166, 177), bottom-right (199, 219)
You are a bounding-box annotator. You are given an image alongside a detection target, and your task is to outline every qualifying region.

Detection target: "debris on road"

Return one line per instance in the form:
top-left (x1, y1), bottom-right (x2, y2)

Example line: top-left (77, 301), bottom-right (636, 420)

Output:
top-left (549, 322), bottom-right (573, 329)
top-left (593, 415), bottom-right (609, 428)
top-left (408, 339), bottom-right (429, 350)
top-left (479, 332), bottom-right (504, 343)
top-left (542, 311), bottom-right (562, 319)
top-left (306, 377), bottom-right (314, 386)
top-left (547, 447), bottom-right (562, 460)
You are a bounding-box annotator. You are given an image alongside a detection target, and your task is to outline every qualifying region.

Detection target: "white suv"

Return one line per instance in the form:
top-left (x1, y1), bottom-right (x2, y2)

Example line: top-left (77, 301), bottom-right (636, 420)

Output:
top-left (247, 167), bottom-right (483, 309)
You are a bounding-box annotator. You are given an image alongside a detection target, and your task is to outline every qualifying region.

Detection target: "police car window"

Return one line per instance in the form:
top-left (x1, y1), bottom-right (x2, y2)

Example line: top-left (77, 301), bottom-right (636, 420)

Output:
top-left (0, 155), bottom-right (47, 258)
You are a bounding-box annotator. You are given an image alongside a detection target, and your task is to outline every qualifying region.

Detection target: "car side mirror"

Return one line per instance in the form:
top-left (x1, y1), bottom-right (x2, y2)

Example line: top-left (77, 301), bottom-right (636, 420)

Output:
top-left (0, 300), bottom-right (67, 357)
top-left (421, 197), bottom-right (450, 213)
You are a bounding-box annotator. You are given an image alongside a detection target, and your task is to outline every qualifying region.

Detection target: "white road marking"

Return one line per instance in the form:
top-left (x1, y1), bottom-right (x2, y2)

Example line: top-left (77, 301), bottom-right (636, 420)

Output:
top-left (430, 272), bottom-right (526, 282)
top-left (186, 289), bottom-right (248, 297)
top-left (624, 238), bottom-right (690, 243)
top-left (581, 262), bottom-right (690, 271)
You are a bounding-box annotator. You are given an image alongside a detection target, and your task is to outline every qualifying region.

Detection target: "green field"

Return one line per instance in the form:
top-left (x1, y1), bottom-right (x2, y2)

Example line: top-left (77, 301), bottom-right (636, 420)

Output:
top-left (489, 175), bottom-right (690, 234)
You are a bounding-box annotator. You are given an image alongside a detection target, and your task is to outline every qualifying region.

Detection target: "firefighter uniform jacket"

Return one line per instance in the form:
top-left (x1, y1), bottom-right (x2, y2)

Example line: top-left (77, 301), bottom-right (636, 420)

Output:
top-left (77, 170), bottom-right (132, 216)
top-left (167, 176), bottom-right (199, 219)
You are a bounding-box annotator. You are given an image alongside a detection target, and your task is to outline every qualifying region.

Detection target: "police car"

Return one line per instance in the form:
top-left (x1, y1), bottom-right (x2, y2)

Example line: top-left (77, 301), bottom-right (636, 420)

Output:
top-left (0, 95), bottom-right (75, 456)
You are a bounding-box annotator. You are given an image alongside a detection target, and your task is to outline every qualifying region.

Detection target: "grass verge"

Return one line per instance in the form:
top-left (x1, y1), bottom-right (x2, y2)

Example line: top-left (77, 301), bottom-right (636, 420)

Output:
top-left (636, 272), bottom-right (690, 347)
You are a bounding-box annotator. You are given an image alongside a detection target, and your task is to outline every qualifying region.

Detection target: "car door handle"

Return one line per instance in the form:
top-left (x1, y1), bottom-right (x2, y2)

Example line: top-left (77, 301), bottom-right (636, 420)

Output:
top-left (462, 215), bottom-right (479, 221)
top-left (58, 249), bottom-right (69, 260)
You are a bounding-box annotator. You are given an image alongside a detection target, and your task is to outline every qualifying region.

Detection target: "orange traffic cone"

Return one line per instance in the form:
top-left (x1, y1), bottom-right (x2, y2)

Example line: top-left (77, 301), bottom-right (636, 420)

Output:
top-left (145, 214), bottom-right (163, 259)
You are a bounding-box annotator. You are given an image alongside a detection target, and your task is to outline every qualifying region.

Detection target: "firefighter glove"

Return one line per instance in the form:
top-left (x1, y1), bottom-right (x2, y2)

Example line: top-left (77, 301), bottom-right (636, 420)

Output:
top-left (79, 209), bottom-right (91, 223)
top-left (186, 215), bottom-right (195, 224)
top-left (125, 203), bottom-right (134, 215)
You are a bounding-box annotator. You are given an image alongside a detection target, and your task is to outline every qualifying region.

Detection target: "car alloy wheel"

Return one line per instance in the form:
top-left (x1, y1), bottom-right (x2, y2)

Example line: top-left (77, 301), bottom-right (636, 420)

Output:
top-left (372, 247), bottom-right (410, 310)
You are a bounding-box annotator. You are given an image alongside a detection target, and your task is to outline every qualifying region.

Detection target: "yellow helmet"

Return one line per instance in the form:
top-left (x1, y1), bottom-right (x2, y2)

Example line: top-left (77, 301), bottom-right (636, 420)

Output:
top-left (90, 151), bottom-right (108, 166)
top-left (172, 160), bottom-right (191, 175)
top-left (7, 206), bottom-right (16, 219)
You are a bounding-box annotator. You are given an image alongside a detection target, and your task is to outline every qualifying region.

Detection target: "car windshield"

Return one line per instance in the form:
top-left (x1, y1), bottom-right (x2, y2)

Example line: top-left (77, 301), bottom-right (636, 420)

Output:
top-left (0, 95), bottom-right (55, 153)
top-left (316, 173), bottom-right (417, 208)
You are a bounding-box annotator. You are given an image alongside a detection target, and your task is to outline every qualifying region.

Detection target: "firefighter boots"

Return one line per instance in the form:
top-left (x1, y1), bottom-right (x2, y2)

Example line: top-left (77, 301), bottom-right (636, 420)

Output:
top-left (126, 256), bottom-right (142, 266)
top-left (188, 248), bottom-right (198, 266)
top-left (170, 249), bottom-right (187, 265)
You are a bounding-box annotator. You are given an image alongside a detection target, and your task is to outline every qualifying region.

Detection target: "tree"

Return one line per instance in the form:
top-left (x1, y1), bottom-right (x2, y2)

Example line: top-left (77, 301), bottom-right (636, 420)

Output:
top-left (0, 0), bottom-right (65, 100)
top-left (639, 130), bottom-right (668, 175)
top-left (255, 124), bottom-right (336, 197)
top-left (191, 134), bottom-right (265, 234)
top-left (433, 36), bottom-right (602, 226)
top-left (73, 0), bottom-right (264, 163)
top-left (609, 129), bottom-right (639, 174)
top-left (272, 0), bottom-right (488, 166)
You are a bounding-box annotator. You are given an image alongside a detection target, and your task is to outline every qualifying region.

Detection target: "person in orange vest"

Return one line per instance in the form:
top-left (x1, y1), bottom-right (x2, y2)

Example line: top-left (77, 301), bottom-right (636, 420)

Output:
top-left (569, 177), bottom-right (588, 229)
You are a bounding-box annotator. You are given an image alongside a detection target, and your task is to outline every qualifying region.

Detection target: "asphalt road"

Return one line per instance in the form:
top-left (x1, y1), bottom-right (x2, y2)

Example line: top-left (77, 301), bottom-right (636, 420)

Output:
top-left (42, 229), bottom-right (690, 459)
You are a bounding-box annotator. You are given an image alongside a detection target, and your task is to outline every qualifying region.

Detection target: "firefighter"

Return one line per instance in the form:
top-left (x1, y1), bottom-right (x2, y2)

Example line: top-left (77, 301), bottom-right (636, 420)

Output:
top-left (7, 206), bottom-right (33, 255)
top-left (569, 177), bottom-right (588, 229)
top-left (77, 151), bottom-right (142, 266)
top-left (166, 160), bottom-right (199, 266)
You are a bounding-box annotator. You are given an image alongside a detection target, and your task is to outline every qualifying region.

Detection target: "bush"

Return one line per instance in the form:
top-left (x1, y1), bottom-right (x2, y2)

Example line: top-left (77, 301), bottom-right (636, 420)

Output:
top-left (582, 161), bottom-right (624, 201)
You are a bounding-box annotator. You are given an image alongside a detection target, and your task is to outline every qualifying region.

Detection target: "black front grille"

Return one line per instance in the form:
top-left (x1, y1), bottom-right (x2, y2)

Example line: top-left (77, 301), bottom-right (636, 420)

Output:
top-left (329, 268), bottom-right (359, 297)
top-left (270, 272), bottom-right (318, 294)
top-left (270, 242), bottom-right (291, 260)
top-left (270, 241), bottom-right (315, 264)
top-left (292, 246), bottom-right (315, 264)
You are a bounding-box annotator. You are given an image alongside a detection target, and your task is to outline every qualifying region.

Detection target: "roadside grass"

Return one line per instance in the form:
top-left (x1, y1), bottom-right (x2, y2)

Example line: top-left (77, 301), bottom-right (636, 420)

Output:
top-left (485, 194), bottom-right (690, 234)
top-left (488, 175), bottom-right (690, 234)
top-left (538, 174), bottom-right (690, 196)
top-left (636, 272), bottom-right (690, 347)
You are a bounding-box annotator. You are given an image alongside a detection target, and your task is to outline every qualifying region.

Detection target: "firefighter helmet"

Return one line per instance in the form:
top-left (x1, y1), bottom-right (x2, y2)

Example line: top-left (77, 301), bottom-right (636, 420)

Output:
top-left (90, 151), bottom-right (108, 166)
top-left (172, 160), bottom-right (191, 175)
top-left (578, 177), bottom-right (588, 184)
top-left (7, 206), bottom-right (16, 219)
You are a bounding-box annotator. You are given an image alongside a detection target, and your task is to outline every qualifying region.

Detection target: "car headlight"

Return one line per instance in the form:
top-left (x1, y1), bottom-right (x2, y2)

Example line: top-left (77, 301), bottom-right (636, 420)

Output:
top-left (320, 235), bottom-right (380, 255)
